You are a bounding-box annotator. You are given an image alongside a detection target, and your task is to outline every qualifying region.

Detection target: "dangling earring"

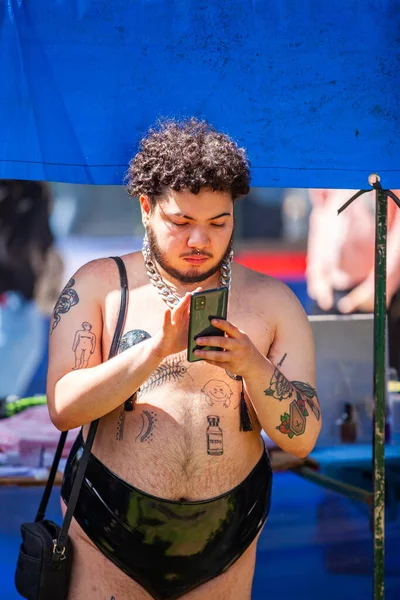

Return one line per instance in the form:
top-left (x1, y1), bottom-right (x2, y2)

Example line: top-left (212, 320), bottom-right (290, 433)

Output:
top-left (142, 230), bottom-right (150, 258)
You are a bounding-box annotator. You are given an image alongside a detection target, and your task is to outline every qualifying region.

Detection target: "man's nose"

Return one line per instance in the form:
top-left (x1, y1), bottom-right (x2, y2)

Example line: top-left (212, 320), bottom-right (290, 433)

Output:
top-left (187, 228), bottom-right (209, 249)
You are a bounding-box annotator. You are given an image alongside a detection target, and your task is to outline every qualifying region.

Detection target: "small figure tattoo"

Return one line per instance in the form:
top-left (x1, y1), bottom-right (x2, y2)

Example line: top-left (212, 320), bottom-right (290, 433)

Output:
top-left (201, 380), bottom-right (233, 408)
top-left (51, 278), bottom-right (79, 332)
top-left (72, 322), bottom-right (96, 369)
top-left (136, 410), bottom-right (158, 443)
top-left (206, 415), bottom-right (223, 455)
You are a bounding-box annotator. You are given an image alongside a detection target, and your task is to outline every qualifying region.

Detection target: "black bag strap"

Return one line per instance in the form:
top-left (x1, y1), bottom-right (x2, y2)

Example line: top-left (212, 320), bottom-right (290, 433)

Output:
top-left (35, 256), bottom-right (128, 555)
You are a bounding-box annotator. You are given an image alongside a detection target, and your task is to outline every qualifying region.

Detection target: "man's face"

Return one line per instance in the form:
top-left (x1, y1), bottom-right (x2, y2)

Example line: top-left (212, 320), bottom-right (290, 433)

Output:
top-left (144, 188), bottom-right (234, 284)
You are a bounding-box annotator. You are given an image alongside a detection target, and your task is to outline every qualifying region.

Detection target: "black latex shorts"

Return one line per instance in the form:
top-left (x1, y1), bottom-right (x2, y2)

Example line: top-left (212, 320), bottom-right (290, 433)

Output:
top-left (61, 431), bottom-right (273, 600)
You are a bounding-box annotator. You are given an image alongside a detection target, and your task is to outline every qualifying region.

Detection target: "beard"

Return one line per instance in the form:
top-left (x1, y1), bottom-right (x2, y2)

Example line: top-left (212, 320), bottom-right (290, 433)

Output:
top-left (146, 226), bottom-right (233, 284)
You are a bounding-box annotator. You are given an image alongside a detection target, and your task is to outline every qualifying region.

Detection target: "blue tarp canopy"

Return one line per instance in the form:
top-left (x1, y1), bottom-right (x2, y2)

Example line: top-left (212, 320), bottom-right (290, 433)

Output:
top-left (1, 1), bottom-right (399, 188)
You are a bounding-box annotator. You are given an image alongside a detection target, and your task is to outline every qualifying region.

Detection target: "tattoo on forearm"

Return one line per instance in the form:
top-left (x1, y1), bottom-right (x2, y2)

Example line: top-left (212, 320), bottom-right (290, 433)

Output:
top-left (277, 401), bottom-right (307, 438)
top-left (277, 353), bottom-right (287, 367)
top-left (72, 322), bottom-right (96, 369)
top-left (264, 368), bottom-right (293, 400)
top-left (201, 380), bottom-right (233, 408)
top-left (136, 410), bottom-right (158, 443)
top-left (290, 380), bottom-right (321, 421)
top-left (264, 368), bottom-right (320, 418)
top-left (264, 366), bottom-right (321, 438)
top-left (51, 278), bottom-right (79, 332)
top-left (206, 415), bottom-right (224, 455)
top-left (140, 357), bottom-right (191, 396)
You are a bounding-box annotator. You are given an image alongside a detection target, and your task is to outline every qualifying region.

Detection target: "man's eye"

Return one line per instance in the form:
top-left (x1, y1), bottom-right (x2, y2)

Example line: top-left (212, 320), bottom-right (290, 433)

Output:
top-left (211, 223), bottom-right (225, 228)
top-left (172, 222), bottom-right (188, 227)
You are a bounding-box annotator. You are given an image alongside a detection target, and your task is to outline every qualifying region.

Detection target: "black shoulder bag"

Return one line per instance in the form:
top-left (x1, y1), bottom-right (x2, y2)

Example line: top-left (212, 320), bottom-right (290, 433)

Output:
top-left (15, 256), bottom-right (128, 600)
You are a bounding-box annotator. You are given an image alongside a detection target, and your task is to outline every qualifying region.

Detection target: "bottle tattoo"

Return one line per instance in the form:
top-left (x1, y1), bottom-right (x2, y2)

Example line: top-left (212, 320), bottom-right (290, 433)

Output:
top-left (206, 415), bottom-right (224, 455)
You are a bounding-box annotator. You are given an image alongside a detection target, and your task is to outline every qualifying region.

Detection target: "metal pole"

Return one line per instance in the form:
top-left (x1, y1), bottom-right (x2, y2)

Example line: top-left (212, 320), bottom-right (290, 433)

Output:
top-left (371, 175), bottom-right (386, 600)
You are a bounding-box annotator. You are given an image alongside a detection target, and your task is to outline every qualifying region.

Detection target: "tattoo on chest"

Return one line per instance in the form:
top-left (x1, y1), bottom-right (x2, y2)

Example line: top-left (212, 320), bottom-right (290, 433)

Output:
top-left (115, 332), bottom-right (190, 441)
top-left (264, 365), bottom-right (321, 440)
top-left (115, 329), bottom-right (151, 441)
top-left (206, 415), bottom-right (224, 455)
top-left (201, 380), bottom-right (233, 408)
top-left (136, 410), bottom-right (158, 443)
top-left (118, 329), bottom-right (151, 353)
top-left (51, 278), bottom-right (79, 332)
top-left (139, 357), bottom-right (191, 396)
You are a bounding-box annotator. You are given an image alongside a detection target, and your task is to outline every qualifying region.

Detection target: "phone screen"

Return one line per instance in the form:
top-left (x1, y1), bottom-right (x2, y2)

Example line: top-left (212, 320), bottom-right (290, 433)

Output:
top-left (187, 287), bottom-right (229, 362)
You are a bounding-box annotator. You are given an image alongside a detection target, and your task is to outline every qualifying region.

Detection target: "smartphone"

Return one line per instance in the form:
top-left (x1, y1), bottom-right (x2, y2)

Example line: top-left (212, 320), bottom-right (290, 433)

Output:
top-left (187, 287), bottom-right (229, 363)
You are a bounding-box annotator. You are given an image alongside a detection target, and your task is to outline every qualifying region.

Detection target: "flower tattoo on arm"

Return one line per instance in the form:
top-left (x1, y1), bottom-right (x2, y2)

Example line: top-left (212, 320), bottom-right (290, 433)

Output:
top-left (264, 367), bottom-right (321, 440)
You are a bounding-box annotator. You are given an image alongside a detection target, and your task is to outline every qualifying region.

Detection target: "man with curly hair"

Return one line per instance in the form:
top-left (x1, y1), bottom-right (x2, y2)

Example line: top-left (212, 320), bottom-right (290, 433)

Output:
top-left (48, 118), bottom-right (321, 600)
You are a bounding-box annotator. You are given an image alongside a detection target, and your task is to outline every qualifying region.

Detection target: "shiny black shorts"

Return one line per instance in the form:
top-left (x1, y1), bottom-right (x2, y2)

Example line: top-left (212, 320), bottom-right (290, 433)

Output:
top-left (61, 431), bottom-right (273, 600)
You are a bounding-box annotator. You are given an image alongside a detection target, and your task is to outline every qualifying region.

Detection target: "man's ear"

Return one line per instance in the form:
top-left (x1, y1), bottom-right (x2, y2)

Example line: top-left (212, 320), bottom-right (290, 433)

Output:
top-left (139, 194), bottom-right (152, 227)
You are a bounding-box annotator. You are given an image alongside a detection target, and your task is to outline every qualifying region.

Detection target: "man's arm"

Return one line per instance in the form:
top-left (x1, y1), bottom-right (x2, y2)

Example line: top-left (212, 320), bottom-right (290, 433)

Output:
top-left (90, 332), bottom-right (96, 354)
top-left (72, 330), bottom-right (80, 352)
top-left (47, 259), bottom-right (165, 431)
top-left (305, 189), bottom-right (336, 311)
top-left (47, 258), bottom-right (192, 431)
top-left (338, 192), bottom-right (400, 313)
top-left (242, 285), bottom-right (321, 458)
top-left (384, 197), bottom-right (400, 300)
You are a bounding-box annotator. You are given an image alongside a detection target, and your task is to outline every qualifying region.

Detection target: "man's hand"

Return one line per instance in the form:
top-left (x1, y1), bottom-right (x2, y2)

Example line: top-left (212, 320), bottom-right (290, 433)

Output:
top-left (307, 276), bottom-right (334, 311)
top-left (337, 281), bottom-right (376, 314)
top-left (193, 318), bottom-right (262, 376)
top-left (153, 288), bottom-right (202, 359)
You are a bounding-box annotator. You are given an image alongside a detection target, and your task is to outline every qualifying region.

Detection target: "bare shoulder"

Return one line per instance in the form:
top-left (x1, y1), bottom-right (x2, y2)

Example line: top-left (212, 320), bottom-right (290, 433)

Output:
top-left (68, 252), bottom-right (142, 294)
top-left (69, 256), bottom-right (116, 285)
top-left (233, 262), bottom-right (302, 314)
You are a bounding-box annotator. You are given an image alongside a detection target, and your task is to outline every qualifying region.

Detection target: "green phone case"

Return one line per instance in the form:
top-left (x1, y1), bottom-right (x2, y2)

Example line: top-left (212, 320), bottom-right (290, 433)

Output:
top-left (187, 287), bottom-right (229, 363)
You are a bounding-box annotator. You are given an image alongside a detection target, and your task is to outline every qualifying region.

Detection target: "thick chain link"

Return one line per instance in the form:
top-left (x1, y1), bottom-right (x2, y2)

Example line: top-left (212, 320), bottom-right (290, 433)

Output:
top-left (142, 233), bottom-right (232, 309)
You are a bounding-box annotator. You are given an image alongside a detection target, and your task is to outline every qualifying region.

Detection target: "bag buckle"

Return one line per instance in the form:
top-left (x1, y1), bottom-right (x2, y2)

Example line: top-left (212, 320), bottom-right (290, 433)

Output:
top-left (52, 539), bottom-right (66, 561)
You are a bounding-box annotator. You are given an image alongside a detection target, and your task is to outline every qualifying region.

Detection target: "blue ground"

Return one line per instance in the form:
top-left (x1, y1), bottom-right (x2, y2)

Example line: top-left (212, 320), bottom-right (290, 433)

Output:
top-left (2, 472), bottom-right (399, 599)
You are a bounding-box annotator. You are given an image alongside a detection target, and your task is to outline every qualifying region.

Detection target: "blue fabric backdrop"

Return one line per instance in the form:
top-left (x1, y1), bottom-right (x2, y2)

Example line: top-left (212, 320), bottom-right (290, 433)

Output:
top-left (1, 1), bottom-right (399, 188)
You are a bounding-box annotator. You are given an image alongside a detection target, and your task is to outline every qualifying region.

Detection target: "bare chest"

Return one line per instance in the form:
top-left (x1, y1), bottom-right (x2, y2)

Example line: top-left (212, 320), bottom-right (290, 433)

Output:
top-left (91, 290), bottom-right (271, 500)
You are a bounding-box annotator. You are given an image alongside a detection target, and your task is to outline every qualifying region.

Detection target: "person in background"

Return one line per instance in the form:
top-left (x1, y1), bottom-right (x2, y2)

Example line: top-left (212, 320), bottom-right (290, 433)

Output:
top-left (306, 188), bottom-right (400, 376)
top-left (0, 180), bottom-right (63, 397)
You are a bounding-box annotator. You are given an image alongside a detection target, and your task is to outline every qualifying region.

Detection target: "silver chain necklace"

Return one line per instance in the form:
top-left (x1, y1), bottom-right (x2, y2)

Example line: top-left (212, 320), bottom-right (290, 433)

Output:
top-left (142, 233), bottom-right (233, 308)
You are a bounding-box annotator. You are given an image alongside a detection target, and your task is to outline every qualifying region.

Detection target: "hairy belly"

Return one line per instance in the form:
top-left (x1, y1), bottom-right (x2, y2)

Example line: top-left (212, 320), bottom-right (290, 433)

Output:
top-left (90, 385), bottom-right (262, 501)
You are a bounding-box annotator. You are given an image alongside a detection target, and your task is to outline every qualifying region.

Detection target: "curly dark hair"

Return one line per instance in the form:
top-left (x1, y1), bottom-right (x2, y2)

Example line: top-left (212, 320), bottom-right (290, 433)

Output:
top-left (126, 118), bottom-right (250, 203)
